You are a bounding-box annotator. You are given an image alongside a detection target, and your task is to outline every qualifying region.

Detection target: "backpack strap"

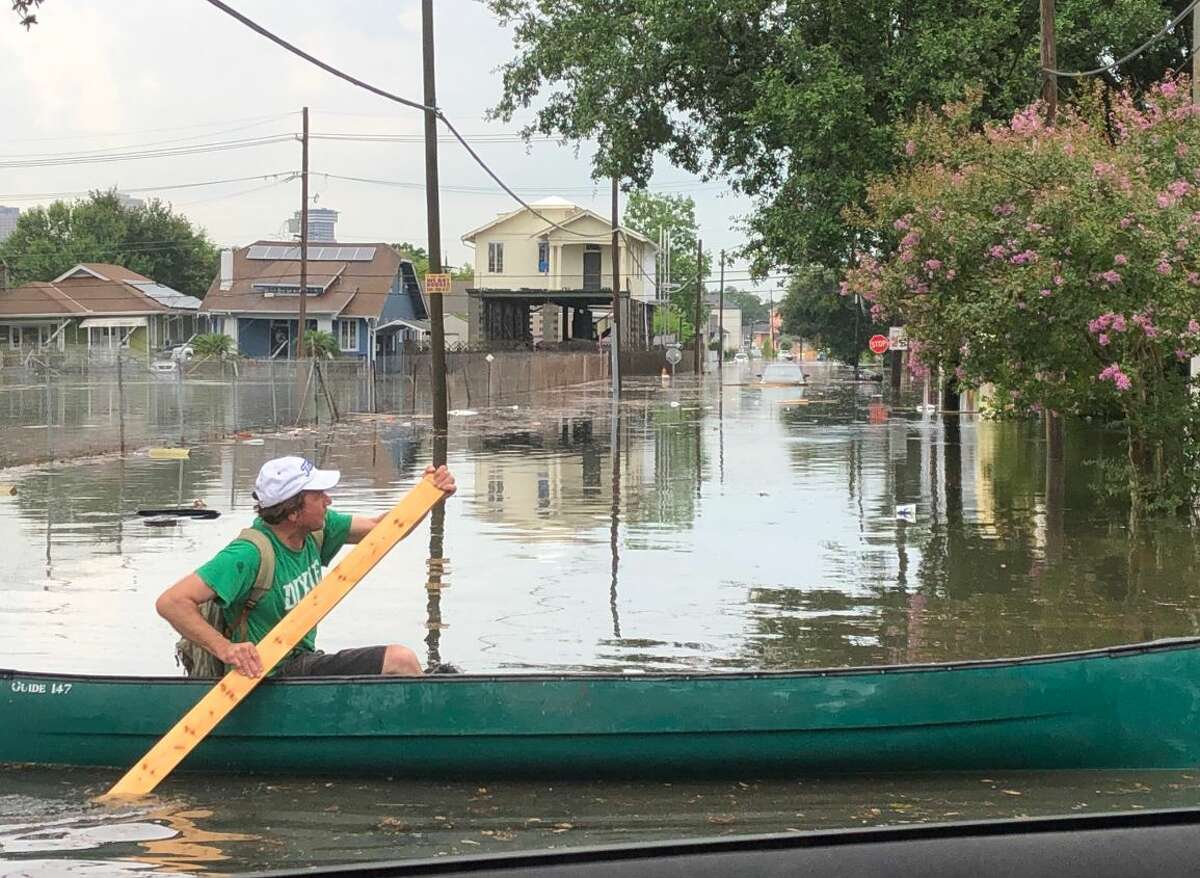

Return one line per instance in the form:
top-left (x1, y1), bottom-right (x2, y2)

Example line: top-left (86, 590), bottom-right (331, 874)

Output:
top-left (230, 528), bottom-right (276, 641)
top-left (228, 527), bottom-right (325, 641)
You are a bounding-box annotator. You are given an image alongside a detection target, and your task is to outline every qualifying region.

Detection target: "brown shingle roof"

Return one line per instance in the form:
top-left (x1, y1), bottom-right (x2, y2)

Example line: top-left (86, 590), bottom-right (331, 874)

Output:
top-left (201, 241), bottom-right (405, 320)
top-left (0, 263), bottom-right (192, 318)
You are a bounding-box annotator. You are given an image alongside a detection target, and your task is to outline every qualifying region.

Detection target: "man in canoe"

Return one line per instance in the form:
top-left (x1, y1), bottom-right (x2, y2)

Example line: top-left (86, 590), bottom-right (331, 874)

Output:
top-left (156, 455), bottom-right (456, 678)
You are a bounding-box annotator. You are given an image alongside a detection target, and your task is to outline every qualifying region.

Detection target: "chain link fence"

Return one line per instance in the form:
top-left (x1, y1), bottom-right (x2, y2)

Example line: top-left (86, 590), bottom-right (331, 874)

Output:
top-left (0, 350), bottom-right (617, 467)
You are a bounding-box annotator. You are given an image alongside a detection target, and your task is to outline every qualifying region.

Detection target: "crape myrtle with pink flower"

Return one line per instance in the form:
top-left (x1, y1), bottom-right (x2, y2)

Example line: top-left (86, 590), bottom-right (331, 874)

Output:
top-left (843, 79), bottom-right (1200, 514)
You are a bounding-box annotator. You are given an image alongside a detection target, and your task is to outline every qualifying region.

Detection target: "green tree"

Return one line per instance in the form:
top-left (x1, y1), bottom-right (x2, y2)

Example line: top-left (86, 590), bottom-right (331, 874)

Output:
top-left (393, 242), bottom-right (429, 276)
top-left (12, 0), bottom-right (41, 28)
top-left (0, 191), bottom-right (218, 298)
top-left (191, 333), bottom-right (234, 358)
top-left (487, 0), bottom-right (1187, 273)
top-left (721, 288), bottom-right (769, 325)
top-left (301, 329), bottom-right (340, 358)
top-left (622, 190), bottom-right (711, 335)
top-left (781, 264), bottom-right (884, 366)
top-left (393, 242), bottom-right (472, 280)
top-left (844, 80), bottom-right (1200, 514)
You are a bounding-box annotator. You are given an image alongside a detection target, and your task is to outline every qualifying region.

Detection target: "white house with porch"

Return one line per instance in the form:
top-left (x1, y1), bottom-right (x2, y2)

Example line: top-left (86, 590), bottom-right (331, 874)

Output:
top-left (461, 197), bottom-right (658, 347)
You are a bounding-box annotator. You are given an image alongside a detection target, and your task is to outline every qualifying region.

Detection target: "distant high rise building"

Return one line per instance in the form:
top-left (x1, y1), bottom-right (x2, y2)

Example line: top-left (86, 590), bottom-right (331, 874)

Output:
top-left (0, 206), bottom-right (19, 242)
top-left (115, 192), bottom-right (145, 210)
top-left (287, 207), bottom-right (339, 242)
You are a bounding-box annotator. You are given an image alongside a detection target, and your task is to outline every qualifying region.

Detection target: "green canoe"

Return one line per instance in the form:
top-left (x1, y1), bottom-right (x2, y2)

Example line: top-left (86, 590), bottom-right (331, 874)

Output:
top-left (4, 638), bottom-right (1200, 777)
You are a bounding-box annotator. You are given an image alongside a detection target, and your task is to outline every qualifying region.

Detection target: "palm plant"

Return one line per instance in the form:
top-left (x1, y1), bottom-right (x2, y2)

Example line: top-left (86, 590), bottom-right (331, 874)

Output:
top-left (191, 333), bottom-right (234, 357)
top-left (300, 329), bottom-right (341, 358)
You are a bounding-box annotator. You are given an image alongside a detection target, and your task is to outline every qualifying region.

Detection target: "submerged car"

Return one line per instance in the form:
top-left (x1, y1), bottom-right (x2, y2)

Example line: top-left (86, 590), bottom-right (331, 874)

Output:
top-left (733, 351), bottom-right (749, 363)
top-left (759, 362), bottom-right (807, 385)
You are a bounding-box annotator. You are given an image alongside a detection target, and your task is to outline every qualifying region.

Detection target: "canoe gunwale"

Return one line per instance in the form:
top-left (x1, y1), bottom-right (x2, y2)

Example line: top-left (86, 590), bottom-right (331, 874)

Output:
top-left (3, 636), bottom-right (1197, 687)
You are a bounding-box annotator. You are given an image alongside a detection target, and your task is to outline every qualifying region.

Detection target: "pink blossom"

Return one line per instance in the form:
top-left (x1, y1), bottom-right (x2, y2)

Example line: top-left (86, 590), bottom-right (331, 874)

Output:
top-left (923, 258), bottom-right (942, 272)
top-left (1098, 270), bottom-right (1122, 286)
top-left (1162, 81), bottom-right (1179, 98)
top-left (1054, 275), bottom-right (1065, 286)
top-left (1178, 142), bottom-right (1190, 158)
top-left (992, 202), bottom-right (1016, 217)
top-left (1120, 216), bottom-right (1134, 229)
top-left (901, 231), bottom-right (921, 249)
top-left (900, 249), bottom-right (915, 263)
top-left (1188, 272), bottom-right (1200, 286)
top-left (946, 269), bottom-right (957, 280)
top-left (988, 245), bottom-right (1007, 260)
top-left (1098, 333), bottom-right (1110, 346)
top-left (1177, 239), bottom-right (1190, 252)
top-left (1113, 254), bottom-right (1128, 266)
top-left (1017, 301), bottom-right (1027, 310)
top-left (1157, 192), bottom-right (1174, 208)
top-left (1177, 349), bottom-right (1190, 362)
top-left (1157, 261), bottom-right (1173, 275)
top-left (905, 139), bottom-right (916, 157)
top-left (1040, 288), bottom-right (1052, 297)
top-left (1099, 363), bottom-right (1132, 391)
top-left (1169, 179), bottom-right (1192, 198)
top-left (894, 218), bottom-right (910, 231)
top-left (1010, 249), bottom-right (1039, 265)
top-left (1112, 314), bottom-right (1127, 332)
top-left (1189, 319), bottom-right (1200, 334)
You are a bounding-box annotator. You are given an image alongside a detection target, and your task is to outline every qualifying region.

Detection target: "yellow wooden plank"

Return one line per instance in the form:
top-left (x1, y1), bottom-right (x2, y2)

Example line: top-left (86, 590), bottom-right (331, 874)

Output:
top-left (148, 448), bottom-right (190, 460)
top-left (100, 476), bottom-right (447, 801)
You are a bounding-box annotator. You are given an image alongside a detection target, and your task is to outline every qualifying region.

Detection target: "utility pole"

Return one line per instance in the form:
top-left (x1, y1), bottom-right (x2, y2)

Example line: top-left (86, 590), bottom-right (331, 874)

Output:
top-left (610, 177), bottom-right (621, 396)
top-left (297, 107), bottom-right (309, 400)
top-left (717, 250), bottom-right (725, 377)
top-left (1194, 0), bottom-right (1200, 106)
top-left (423, 0), bottom-right (448, 452)
top-left (694, 238), bottom-right (703, 375)
top-left (1040, 0), bottom-right (1057, 124)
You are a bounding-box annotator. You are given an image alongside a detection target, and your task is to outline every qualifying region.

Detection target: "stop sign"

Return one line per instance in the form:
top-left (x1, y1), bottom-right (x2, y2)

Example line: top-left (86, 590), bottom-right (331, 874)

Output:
top-left (868, 334), bottom-right (890, 355)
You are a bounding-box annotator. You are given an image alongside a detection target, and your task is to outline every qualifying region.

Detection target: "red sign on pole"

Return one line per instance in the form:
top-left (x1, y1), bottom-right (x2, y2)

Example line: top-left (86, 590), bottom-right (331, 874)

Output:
top-left (868, 334), bottom-right (890, 355)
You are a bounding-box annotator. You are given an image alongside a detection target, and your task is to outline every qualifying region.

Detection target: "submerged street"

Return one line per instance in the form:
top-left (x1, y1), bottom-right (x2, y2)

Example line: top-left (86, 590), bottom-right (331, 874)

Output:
top-left (3, 364), bottom-right (1200, 873)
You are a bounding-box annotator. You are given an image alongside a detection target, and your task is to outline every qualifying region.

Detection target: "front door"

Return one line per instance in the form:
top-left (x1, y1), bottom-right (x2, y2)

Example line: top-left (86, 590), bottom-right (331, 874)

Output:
top-left (582, 250), bottom-right (602, 291)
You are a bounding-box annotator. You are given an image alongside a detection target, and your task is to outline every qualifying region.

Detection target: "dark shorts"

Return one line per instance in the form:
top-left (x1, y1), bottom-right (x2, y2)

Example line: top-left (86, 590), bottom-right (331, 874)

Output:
top-left (275, 646), bottom-right (387, 677)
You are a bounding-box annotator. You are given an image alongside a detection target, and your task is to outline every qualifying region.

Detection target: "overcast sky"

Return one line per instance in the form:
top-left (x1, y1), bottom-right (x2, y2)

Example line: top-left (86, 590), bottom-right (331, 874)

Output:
top-left (1, 0), bottom-right (772, 295)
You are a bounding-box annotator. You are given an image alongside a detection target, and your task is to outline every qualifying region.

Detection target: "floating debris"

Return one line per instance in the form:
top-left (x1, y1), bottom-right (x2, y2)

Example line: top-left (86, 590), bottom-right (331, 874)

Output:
top-left (148, 448), bottom-right (190, 460)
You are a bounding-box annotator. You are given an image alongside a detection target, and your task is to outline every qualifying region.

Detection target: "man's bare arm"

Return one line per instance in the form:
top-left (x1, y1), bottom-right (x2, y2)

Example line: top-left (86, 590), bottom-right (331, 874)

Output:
top-left (156, 573), bottom-right (263, 677)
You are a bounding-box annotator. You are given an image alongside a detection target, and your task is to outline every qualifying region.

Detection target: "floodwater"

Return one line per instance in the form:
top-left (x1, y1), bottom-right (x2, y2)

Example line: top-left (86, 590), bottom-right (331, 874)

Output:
top-left (2, 362), bottom-right (1200, 874)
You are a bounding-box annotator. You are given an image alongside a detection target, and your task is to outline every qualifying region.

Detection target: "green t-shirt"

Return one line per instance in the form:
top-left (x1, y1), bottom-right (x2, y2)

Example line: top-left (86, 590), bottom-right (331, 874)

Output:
top-left (197, 509), bottom-right (353, 655)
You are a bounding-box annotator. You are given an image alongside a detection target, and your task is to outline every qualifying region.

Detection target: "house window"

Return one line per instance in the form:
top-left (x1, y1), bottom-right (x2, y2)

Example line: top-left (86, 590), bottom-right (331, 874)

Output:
top-left (538, 240), bottom-right (549, 273)
top-left (337, 319), bottom-right (359, 351)
top-left (488, 241), bottom-right (504, 273)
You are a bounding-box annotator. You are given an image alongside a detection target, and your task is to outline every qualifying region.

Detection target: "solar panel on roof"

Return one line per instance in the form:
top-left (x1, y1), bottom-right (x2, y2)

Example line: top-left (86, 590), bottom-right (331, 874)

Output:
top-left (353, 246), bottom-right (377, 260)
top-left (246, 245), bottom-right (272, 260)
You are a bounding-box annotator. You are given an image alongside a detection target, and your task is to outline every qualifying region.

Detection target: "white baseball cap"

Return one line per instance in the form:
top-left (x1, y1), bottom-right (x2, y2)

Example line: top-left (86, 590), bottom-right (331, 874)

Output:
top-left (253, 456), bottom-right (340, 507)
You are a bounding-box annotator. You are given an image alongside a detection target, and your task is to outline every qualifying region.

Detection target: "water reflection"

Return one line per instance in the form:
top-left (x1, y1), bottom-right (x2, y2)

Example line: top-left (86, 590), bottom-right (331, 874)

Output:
top-left (2, 372), bottom-right (1200, 679)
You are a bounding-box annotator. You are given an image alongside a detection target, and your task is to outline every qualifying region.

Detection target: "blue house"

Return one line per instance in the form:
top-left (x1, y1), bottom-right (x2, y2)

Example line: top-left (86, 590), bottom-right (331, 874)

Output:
top-left (200, 241), bottom-right (429, 359)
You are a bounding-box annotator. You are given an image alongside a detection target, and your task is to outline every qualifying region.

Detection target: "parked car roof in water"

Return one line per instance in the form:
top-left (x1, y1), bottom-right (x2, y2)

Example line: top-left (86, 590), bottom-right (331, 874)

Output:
top-left (760, 362), bottom-right (807, 385)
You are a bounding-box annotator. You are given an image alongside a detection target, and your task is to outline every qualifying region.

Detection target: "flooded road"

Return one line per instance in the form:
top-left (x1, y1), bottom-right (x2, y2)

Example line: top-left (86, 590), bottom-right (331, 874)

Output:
top-left (2, 362), bottom-right (1200, 873)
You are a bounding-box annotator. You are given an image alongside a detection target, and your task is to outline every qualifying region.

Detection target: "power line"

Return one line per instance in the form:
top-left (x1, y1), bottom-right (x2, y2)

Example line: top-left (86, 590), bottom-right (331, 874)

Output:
top-left (312, 170), bottom-right (727, 196)
top-left (0, 135), bottom-right (295, 170)
top-left (0, 117), bottom-right (296, 160)
top-left (200, 0), bottom-right (596, 240)
top-left (1044, 0), bottom-right (1199, 78)
top-left (310, 132), bottom-right (561, 144)
top-left (0, 112), bottom-right (298, 145)
top-left (0, 172), bottom-right (298, 202)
